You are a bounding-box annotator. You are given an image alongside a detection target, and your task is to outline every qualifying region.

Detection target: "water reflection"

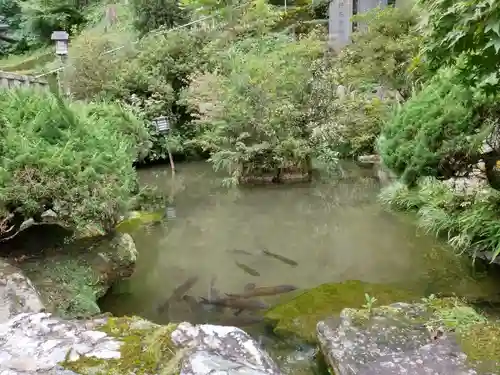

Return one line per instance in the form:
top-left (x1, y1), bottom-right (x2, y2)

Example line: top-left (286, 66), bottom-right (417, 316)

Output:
top-left (100, 161), bottom-right (497, 327)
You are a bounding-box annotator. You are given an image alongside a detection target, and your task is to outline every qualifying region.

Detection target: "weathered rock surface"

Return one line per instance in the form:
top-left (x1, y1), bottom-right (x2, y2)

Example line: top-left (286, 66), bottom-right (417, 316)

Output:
top-left (0, 314), bottom-right (281, 375)
top-left (171, 321), bottom-right (282, 375)
top-left (0, 312), bottom-right (120, 375)
top-left (317, 302), bottom-right (494, 375)
top-left (0, 260), bottom-right (45, 323)
top-left (10, 230), bottom-right (137, 318)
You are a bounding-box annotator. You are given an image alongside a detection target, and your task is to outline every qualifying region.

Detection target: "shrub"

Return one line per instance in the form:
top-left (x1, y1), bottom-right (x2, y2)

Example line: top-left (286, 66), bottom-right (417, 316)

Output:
top-left (65, 27), bottom-right (136, 100)
top-left (334, 6), bottom-right (425, 98)
top-left (112, 28), bottom-right (210, 159)
top-left (379, 177), bottom-right (500, 262)
top-left (377, 67), bottom-right (496, 185)
top-left (182, 31), bottom-right (326, 184)
top-left (0, 90), bottom-right (147, 237)
top-left (308, 58), bottom-right (399, 158)
top-left (131, 0), bottom-right (187, 34)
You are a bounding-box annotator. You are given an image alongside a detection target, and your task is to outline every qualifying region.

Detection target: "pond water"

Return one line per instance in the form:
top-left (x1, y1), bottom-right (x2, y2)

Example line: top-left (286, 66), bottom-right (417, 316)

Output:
top-left (99, 160), bottom-right (499, 369)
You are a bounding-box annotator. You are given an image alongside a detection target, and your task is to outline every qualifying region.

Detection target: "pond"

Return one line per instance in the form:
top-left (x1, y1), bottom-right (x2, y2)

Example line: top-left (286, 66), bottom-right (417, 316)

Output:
top-left (99, 160), bottom-right (499, 370)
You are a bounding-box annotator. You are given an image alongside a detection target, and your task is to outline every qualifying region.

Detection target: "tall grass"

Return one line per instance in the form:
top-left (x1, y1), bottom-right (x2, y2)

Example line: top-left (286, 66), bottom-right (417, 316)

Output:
top-left (379, 177), bottom-right (500, 262)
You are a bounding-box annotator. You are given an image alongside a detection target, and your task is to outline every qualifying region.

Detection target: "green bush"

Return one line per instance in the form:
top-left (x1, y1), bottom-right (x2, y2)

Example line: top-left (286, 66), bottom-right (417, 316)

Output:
top-left (182, 31), bottom-right (328, 184)
top-left (334, 5), bottom-right (425, 98)
top-left (0, 90), bottom-right (148, 236)
top-left (131, 0), bottom-right (187, 34)
top-left (302, 5), bottom-right (421, 159)
top-left (377, 67), bottom-right (495, 185)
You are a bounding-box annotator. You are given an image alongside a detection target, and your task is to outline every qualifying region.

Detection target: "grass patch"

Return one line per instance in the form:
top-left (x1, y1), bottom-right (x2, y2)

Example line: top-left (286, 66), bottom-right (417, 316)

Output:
top-left (379, 177), bottom-right (500, 262)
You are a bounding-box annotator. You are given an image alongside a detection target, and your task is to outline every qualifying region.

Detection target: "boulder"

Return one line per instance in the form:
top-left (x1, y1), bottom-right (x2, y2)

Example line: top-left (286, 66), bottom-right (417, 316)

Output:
top-left (0, 259), bottom-right (45, 323)
top-left (171, 321), bottom-right (282, 375)
top-left (0, 313), bottom-right (179, 375)
top-left (0, 314), bottom-right (282, 375)
top-left (317, 301), bottom-right (500, 375)
top-left (16, 232), bottom-right (137, 319)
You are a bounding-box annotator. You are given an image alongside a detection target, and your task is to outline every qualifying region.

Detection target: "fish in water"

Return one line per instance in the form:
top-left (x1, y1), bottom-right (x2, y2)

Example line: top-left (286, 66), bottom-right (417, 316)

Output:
top-left (199, 296), bottom-right (269, 313)
top-left (235, 261), bottom-right (260, 276)
top-left (157, 276), bottom-right (199, 313)
top-left (261, 249), bottom-right (298, 267)
top-left (226, 284), bottom-right (298, 299)
top-left (208, 275), bottom-right (224, 313)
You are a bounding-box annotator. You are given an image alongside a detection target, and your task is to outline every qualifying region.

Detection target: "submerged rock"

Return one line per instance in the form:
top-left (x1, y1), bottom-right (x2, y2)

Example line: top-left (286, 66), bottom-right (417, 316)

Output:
top-left (264, 281), bottom-right (419, 342)
top-left (0, 259), bottom-right (45, 323)
top-left (115, 210), bottom-right (164, 234)
top-left (171, 321), bottom-right (282, 375)
top-left (18, 232), bottom-right (138, 319)
top-left (317, 300), bottom-right (500, 374)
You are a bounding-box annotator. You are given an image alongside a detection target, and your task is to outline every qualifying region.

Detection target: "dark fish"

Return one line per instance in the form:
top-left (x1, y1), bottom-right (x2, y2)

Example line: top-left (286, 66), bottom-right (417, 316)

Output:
top-left (235, 261), bottom-right (260, 276)
top-left (227, 249), bottom-right (254, 255)
top-left (157, 276), bottom-right (199, 313)
top-left (208, 275), bottom-right (224, 313)
top-left (244, 283), bottom-right (256, 291)
top-left (209, 275), bottom-right (221, 300)
top-left (261, 249), bottom-right (298, 267)
top-left (199, 296), bottom-right (269, 312)
top-left (226, 284), bottom-right (298, 299)
top-left (183, 295), bottom-right (200, 311)
top-left (217, 315), bottom-right (265, 327)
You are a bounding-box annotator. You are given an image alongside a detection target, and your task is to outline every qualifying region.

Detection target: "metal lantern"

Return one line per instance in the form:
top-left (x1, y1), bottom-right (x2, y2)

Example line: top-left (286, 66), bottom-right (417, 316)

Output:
top-left (153, 116), bottom-right (171, 133)
top-left (51, 31), bottom-right (69, 56)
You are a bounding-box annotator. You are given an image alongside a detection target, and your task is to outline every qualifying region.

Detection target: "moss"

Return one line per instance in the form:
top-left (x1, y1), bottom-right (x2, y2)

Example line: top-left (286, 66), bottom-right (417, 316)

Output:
top-left (19, 234), bottom-right (136, 319)
top-left (458, 322), bottom-right (500, 371)
top-left (115, 210), bottom-right (164, 234)
top-left (264, 280), bottom-right (420, 342)
top-left (424, 296), bottom-right (500, 371)
top-left (62, 316), bottom-right (181, 375)
top-left (22, 257), bottom-right (102, 318)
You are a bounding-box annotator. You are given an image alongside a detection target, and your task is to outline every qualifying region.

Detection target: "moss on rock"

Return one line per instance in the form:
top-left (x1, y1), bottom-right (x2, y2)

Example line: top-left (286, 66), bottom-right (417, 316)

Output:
top-left (343, 296), bottom-right (500, 372)
top-left (62, 316), bottom-right (181, 375)
top-left (115, 210), bottom-right (164, 234)
top-left (18, 232), bottom-right (137, 319)
top-left (424, 296), bottom-right (500, 372)
top-left (264, 280), bottom-right (420, 342)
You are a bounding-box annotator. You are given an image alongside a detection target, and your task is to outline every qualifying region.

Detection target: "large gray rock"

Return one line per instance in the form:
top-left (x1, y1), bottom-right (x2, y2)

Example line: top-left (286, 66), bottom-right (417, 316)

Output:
top-left (0, 314), bottom-right (282, 375)
top-left (171, 322), bottom-right (282, 375)
top-left (317, 303), bottom-right (484, 375)
top-left (0, 260), bottom-right (44, 323)
top-left (0, 312), bottom-right (120, 375)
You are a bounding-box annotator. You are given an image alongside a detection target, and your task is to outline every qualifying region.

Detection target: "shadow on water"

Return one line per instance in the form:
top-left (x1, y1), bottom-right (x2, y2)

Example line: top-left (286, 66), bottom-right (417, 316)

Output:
top-left (98, 160), bottom-right (500, 372)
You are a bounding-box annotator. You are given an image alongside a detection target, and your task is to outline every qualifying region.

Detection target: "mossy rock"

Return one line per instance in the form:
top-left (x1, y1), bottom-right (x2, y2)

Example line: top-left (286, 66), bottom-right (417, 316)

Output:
top-left (264, 280), bottom-right (420, 342)
top-left (62, 316), bottom-right (181, 375)
top-left (18, 233), bottom-right (137, 319)
top-left (424, 297), bottom-right (500, 372)
top-left (115, 210), bottom-right (164, 234)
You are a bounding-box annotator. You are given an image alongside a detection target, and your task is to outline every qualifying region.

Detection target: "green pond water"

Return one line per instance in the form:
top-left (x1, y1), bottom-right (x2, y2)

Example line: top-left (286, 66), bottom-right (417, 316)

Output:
top-left (101, 160), bottom-right (498, 317)
top-left (99, 160), bottom-right (499, 369)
